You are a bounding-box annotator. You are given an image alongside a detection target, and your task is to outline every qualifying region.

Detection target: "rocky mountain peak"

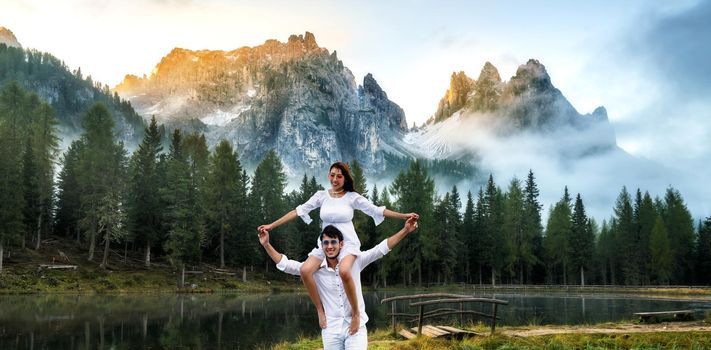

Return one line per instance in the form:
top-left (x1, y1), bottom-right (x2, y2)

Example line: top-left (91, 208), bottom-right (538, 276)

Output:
top-left (508, 59), bottom-right (553, 94)
top-left (0, 27), bottom-right (21, 48)
top-left (471, 62), bottom-right (502, 111)
top-left (432, 71), bottom-right (474, 123)
top-left (591, 106), bottom-right (608, 122)
top-left (115, 33), bottom-right (409, 175)
top-left (362, 73), bottom-right (386, 100)
top-left (427, 58), bottom-right (615, 152)
top-left (477, 62), bottom-right (501, 83)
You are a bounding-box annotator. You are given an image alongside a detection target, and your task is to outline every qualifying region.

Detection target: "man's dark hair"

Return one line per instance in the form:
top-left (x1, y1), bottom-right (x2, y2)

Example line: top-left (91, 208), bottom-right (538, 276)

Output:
top-left (320, 225), bottom-right (344, 241)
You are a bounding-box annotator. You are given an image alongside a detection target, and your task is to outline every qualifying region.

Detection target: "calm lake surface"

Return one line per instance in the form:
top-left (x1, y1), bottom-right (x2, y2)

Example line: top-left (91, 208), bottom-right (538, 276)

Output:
top-left (1, 291), bottom-right (710, 349)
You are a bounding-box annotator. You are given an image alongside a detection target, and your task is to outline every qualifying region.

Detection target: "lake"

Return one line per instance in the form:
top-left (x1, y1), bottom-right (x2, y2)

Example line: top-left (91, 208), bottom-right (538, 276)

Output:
top-left (1, 291), bottom-right (709, 349)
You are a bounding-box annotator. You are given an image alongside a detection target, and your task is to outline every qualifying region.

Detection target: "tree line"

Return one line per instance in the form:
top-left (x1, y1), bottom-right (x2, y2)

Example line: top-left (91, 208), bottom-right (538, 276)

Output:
top-left (1, 82), bottom-right (710, 287)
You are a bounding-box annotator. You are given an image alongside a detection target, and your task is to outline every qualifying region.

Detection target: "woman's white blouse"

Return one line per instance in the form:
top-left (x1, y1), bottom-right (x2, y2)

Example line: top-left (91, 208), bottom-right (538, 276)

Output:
top-left (295, 190), bottom-right (385, 251)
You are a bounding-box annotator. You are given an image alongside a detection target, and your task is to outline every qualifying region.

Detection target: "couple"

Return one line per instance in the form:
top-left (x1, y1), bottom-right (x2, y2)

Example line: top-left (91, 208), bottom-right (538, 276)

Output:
top-left (257, 161), bottom-right (418, 349)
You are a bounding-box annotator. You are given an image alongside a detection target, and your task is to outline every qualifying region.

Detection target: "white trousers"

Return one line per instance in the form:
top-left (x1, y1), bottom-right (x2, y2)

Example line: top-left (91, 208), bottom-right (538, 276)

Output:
top-left (321, 321), bottom-right (367, 350)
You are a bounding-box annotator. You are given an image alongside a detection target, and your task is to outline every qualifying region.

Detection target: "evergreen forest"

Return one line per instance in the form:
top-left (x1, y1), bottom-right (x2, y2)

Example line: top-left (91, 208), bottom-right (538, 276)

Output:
top-left (1, 81), bottom-right (711, 288)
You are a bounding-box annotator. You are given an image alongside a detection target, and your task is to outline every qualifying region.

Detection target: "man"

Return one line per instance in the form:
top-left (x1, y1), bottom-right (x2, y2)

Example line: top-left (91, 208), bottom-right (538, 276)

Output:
top-left (258, 216), bottom-right (418, 349)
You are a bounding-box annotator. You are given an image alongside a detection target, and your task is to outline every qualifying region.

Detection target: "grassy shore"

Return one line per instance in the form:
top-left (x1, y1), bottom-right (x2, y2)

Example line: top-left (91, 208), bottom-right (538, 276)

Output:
top-left (0, 235), bottom-right (299, 293)
top-left (270, 320), bottom-right (711, 350)
top-left (2, 236), bottom-right (711, 295)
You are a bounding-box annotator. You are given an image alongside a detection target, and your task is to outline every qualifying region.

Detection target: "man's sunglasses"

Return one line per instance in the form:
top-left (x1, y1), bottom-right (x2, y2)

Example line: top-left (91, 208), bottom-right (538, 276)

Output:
top-left (321, 239), bottom-right (340, 247)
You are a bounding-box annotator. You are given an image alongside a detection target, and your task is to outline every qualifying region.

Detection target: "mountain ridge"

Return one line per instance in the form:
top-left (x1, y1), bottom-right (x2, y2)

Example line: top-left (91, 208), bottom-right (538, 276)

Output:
top-left (115, 32), bottom-right (409, 174)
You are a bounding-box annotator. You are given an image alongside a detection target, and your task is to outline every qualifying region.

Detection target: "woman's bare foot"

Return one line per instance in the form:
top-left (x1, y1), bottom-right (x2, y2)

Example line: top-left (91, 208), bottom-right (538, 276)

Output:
top-left (349, 313), bottom-right (360, 335)
top-left (318, 308), bottom-right (327, 329)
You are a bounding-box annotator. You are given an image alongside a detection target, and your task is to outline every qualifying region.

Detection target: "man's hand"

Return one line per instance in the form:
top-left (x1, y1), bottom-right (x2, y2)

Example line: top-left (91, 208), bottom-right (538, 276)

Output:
top-left (404, 216), bottom-right (418, 233)
top-left (258, 229), bottom-right (270, 246)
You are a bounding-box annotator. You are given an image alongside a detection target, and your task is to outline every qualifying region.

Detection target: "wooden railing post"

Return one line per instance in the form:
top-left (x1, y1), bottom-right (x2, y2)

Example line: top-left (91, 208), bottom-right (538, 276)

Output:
top-left (491, 303), bottom-right (498, 335)
top-left (391, 301), bottom-right (396, 335)
top-left (418, 304), bottom-right (424, 336)
top-left (459, 302), bottom-right (464, 326)
top-left (381, 293), bottom-right (508, 338)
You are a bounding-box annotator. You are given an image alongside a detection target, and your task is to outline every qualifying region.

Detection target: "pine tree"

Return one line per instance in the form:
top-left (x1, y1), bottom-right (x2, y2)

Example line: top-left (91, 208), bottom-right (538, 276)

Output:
top-left (503, 178), bottom-right (525, 283)
top-left (432, 191), bottom-right (459, 283)
top-left (447, 186), bottom-right (463, 281)
top-left (569, 194), bottom-right (594, 286)
top-left (375, 186), bottom-right (399, 287)
top-left (696, 217), bottom-right (711, 284)
top-left (55, 141), bottom-right (84, 240)
top-left (75, 103), bottom-right (127, 265)
top-left (613, 187), bottom-right (636, 285)
top-left (204, 140), bottom-right (244, 269)
top-left (251, 150), bottom-right (287, 270)
top-left (636, 191), bottom-right (656, 284)
top-left (661, 187), bottom-right (694, 284)
top-left (390, 160), bottom-right (435, 286)
top-left (27, 101), bottom-right (58, 250)
top-left (482, 174), bottom-right (506, 285)
top-left (595, 219), bottom-right (614, 285)
top-left (544, 187), bottom-right (572, 284)
top-left (127, 116), bottom-right (164, 267)
top-left (473, 188), bottom-right (487, 285)
top-left (162, 130), bottom-right (204, 286)
top-left (21, 138), bottom-right (40, 249)
top-left (461, 191), bottom-right (476, 283)
top-left (0, 83), bottom-right (27, 272)
top-left (523, 170), bottom-right (544, 283)
top-left (650, 216), bottom-right (672, 285)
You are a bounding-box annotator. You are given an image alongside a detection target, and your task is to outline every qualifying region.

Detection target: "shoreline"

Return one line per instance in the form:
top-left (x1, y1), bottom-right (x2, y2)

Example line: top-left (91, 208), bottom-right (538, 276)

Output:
top-left (270, 320), bottom-right (711, 350)
top-left (3, 273), bottom-right (711, 297)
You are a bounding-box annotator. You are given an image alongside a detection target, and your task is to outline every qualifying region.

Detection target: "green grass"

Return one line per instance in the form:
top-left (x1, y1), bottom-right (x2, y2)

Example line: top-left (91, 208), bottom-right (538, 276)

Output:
top-left (270, 326), bottom-right (711, 350)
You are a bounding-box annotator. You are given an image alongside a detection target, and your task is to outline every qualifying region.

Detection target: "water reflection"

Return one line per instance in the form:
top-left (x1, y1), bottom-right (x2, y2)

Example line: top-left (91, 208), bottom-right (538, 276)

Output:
top-left (0, 292), bottom-right (709, 349)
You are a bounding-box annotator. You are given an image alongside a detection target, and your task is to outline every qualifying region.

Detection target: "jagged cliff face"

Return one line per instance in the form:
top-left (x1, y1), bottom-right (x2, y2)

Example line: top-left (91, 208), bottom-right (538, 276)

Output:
top-left (116, 32), bottom-right (408, 174)
top-left (425, 60), bottom-right (616, 155)
top-left (410, 60), bottom-right (617, 162)
top-left (0, 27), bottom-right (21, 48)
top-left (433, 60), bottom-right (612, 134)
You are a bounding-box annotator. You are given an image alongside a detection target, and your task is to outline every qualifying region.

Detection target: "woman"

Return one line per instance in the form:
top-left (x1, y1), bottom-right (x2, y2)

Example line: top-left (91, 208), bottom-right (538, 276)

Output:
top-left (257, 161), bottom-right (418, 335)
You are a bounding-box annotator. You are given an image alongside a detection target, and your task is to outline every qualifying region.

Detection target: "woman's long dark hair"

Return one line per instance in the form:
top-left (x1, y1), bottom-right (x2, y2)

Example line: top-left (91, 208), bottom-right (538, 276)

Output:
top-left (330, 161), bottom-right (356, 193)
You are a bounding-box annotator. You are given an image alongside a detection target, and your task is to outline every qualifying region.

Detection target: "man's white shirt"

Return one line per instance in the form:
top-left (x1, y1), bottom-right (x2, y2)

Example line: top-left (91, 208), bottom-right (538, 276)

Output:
top-left (276, 239), bottom-right (391, 328)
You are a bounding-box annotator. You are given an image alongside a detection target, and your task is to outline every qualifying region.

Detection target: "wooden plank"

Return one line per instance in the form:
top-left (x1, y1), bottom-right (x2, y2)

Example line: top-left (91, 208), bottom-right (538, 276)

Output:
top-left (411, 325), bottom-right (449, 338)
top-left (634, 310), bottom-right (693, 316)
top-left (382, 293), bottom-right (473, 303)
top-left (411, 297), bottom-right (509, 306)
top-left (38, 264), bottom-right (77, 270)
top-left (435, 325), bottom-right (480, 339)
top-left (420, 327), bottom-right (440, 338)
top-left (420, 310), bottom-right (497, 321)
top-left (424, 325), bottom-right (449, 336)
top-left (399, 329), bottom-right (416, 339)
top-left (635, 310), bottom-right (694, 323)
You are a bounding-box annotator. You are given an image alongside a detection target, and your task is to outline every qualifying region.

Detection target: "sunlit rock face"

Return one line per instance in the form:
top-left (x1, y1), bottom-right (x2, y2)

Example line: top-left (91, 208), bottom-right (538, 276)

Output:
top-left (417, 59), bottom-right (617, 160)
top-left (115, 32), bottom-right (409, 174)
top-left (0, 27), bottom-right (21, 48)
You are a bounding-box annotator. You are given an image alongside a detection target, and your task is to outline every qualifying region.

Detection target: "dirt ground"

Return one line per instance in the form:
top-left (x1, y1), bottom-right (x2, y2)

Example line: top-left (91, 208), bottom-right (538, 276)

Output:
top-left (501, 321), bottom-right (711, 337)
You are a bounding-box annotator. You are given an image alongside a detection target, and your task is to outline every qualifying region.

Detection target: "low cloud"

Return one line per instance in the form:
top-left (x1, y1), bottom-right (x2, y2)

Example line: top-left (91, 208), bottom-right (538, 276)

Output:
top-left (407, 113), bottom-right (709, 223)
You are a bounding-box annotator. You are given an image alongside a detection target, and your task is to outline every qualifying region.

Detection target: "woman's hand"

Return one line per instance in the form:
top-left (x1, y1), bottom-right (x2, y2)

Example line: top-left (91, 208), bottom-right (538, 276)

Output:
top-left (405, 213), bottom-right (419, 220)
top-left (257, 224), bottom-right (273, 233)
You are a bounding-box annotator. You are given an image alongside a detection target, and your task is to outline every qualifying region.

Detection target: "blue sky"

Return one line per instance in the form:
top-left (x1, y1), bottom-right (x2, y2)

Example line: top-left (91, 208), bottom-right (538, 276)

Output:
top-left (3, 0), bottom-right (710, 177)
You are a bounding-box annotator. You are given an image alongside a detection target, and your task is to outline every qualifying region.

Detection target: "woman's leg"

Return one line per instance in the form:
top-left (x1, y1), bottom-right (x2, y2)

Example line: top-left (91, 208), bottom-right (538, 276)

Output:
top-left (338, 254), bottom-right (360, 335)
top-left (301, 255), bottom-right (327, 328)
